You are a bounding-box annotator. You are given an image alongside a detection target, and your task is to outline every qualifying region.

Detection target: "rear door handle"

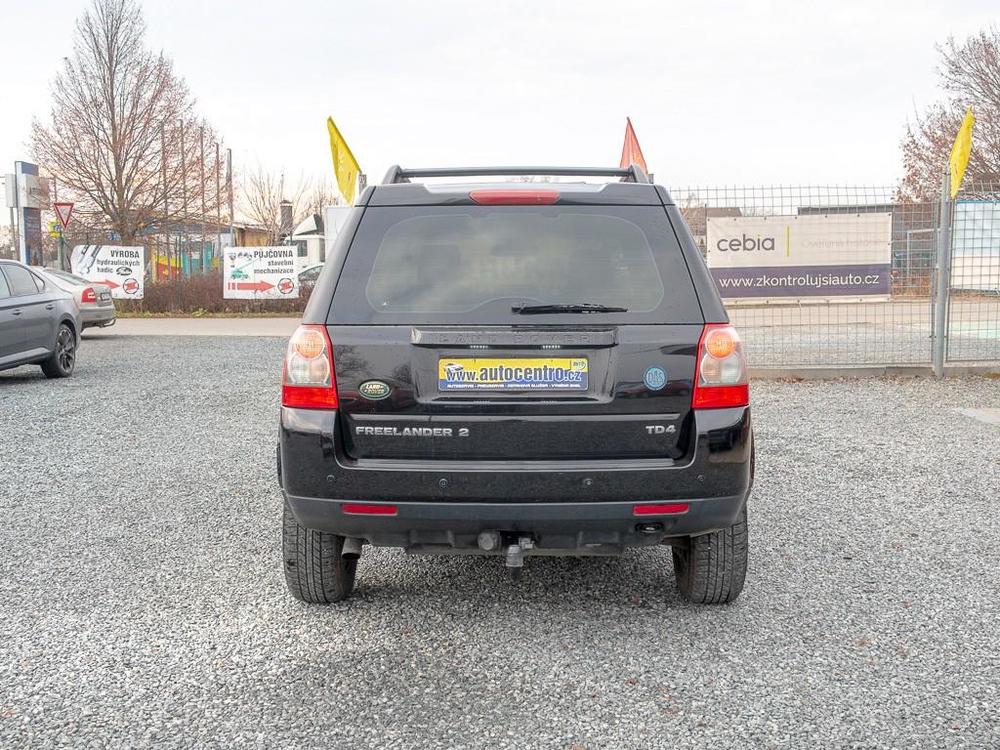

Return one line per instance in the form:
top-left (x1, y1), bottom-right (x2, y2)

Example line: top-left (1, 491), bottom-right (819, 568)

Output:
top-left (11, 309), bottom-right (22, 316)
top-left (45, 304), bottom-right (55, 310)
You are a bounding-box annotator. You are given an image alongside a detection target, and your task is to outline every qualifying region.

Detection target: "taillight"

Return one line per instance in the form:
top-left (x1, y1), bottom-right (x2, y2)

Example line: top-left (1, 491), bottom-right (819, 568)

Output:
top-left (692, 324), bottom-right (749, 409)
top-left (81, 287), bottom-right (97, 303)
top-left (469, 189), bottom-right (559, 205)
top-left (281, 324), bottom-right (338, 409)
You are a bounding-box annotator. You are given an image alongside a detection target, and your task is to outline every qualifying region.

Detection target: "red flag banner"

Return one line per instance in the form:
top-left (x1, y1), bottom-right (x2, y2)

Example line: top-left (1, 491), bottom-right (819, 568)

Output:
top-left (619, 117), bottom-right (648, 174)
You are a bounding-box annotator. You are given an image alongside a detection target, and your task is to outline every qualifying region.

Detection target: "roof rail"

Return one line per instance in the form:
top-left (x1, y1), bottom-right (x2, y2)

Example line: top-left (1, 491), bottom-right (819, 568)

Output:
top-left (380, 165), bottom-right (651, 185)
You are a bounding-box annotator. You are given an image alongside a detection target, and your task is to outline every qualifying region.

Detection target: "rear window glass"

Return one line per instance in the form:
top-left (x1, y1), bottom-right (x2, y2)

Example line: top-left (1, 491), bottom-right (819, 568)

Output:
top-left (2, 264), bottom-right (42, 296)
top-left (47, 269), bottom-right (89, 285)
top-left (329, 205), bottom-right (702, 324)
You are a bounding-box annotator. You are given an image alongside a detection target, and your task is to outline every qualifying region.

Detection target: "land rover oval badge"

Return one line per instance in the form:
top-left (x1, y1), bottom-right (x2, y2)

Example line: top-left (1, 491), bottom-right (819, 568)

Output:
top-left (359, 380), bottom-right (391, 400)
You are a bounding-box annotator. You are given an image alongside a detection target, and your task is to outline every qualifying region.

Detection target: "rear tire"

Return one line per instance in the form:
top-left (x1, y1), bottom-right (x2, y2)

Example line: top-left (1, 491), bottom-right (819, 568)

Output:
top-left (41, 323), bottom-right (77, 379)
top-left (282, 500), bottom-right (357, 603)
top-left (672, 506), bottom-right (748, 604)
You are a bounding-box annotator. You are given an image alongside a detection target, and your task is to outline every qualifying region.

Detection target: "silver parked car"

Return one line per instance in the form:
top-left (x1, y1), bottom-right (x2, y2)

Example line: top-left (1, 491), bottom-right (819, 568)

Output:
top-left (0, 260), bottom-right (82, 378)
top-left (34, 267), bottom-right (116, 330)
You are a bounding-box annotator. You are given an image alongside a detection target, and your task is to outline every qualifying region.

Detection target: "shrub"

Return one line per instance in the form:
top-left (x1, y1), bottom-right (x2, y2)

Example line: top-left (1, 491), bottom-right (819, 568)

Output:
top-left (116, 271), bottom-right (311, 314)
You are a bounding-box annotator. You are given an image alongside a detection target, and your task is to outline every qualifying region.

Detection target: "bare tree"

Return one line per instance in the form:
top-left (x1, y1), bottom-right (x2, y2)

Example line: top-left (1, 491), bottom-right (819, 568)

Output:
top-left (237, 167), bottom-right (338, 242)
top-left (237, 165), bottom-right (311, 243)
top-left (298, 179), bottom-right (341, 220)
top-left (900, 26), bottom-right (1000, 201)
top-left (32, 0), bottom-right (223, 244)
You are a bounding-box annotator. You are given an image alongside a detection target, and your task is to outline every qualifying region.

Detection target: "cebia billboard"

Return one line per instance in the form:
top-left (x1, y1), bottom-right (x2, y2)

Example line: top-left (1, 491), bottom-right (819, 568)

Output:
top-left (706, 213), bottom-right (892, 301)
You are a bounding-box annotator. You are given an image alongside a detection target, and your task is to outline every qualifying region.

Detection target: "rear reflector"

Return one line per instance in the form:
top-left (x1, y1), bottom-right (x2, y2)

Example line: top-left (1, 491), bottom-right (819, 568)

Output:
top-left (281, 384), bottom-right (339, 409)
top-left (633, 503), bottom-right (690, 516)
top-left (469, 189), bottom-right (559, 205)
top-left (342, 503), bottom-right (398, 516)
top-left (692, 383), bottom-right (750, 409)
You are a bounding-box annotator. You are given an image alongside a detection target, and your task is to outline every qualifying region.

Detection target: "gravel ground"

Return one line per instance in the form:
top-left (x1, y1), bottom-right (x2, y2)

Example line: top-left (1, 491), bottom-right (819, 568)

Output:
top-left (1, 334), bottom-right (998, 749)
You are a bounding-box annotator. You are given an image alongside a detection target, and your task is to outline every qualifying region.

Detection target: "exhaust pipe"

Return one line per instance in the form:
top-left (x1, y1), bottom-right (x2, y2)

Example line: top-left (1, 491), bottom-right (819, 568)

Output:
top-left (341, 537), bottom-right (363, 560)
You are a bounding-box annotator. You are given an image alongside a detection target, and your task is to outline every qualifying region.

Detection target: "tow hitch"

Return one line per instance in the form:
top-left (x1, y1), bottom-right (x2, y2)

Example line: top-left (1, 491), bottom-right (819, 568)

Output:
top-left (503, 537), bottom-right (534, 581)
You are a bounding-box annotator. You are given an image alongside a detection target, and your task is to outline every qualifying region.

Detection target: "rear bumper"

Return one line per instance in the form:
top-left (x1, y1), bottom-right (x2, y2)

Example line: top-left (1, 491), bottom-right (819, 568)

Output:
top-left (279, 405), bottom-right (752, 549)
top-left (285, 494), bottom-right (747, 551)
top-left (80, 306), bottom-right (116, 327)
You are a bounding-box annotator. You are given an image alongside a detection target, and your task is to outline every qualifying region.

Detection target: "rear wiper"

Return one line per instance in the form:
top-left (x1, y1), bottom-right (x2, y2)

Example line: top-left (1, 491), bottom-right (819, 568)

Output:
top-left (511, 303), bottom-right (629, 314)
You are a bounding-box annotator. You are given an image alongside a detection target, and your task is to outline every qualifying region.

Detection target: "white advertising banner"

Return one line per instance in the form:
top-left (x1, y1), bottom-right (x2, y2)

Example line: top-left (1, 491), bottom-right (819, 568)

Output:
top-left (223, 246), bottom-right (299, 299)
top-left (70, 245), bottom-right (145, 299)
top-left (706, 213), bottom-right (892, 300)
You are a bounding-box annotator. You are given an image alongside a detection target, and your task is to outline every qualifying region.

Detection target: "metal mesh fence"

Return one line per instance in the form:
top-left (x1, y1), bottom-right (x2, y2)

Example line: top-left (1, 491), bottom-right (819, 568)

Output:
top-left (947, 178), bottom-right (1000, 363)
top-left (670, 183), bottom-right (998, 369)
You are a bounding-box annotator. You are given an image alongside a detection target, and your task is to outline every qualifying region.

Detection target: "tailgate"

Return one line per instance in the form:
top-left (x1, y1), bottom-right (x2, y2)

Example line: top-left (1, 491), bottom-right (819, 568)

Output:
top-left (332, 324), bottom-right (701, 462)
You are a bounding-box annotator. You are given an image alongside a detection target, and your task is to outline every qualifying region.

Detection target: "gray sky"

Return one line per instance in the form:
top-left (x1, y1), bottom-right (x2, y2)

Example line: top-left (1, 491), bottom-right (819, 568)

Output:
top-left (2, 0), bottom-right (995, 193)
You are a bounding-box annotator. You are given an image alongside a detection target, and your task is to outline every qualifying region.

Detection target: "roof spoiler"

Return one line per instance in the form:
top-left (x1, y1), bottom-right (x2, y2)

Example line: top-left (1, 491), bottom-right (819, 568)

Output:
top-left (381, 165), bottom-right (651, 185)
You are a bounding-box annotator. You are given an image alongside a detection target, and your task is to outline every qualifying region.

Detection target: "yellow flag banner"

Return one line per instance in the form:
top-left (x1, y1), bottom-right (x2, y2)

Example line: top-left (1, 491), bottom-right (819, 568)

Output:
top-left (327, 117), bottom-right (361, 204)
top-left (949, 107), bottom-right (974, 199)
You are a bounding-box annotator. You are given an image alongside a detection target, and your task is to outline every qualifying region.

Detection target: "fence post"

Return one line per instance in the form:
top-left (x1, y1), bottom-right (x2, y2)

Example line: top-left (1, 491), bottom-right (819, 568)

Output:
top-left (932, 170), bottom-right (953, 377)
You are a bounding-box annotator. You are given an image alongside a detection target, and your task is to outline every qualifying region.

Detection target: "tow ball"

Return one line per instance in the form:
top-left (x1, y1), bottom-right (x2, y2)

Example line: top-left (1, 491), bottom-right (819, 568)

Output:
top-left (477, 531), bottom-right (535, 580)
top-left (504, 537), bottom-right (535, 581)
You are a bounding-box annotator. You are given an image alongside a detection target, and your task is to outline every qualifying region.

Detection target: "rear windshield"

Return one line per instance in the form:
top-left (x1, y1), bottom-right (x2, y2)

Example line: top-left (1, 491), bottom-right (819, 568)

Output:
top-left (329, 205), bottom-right (702, 324)
top-left (46, 269), bottom-right (89, 286)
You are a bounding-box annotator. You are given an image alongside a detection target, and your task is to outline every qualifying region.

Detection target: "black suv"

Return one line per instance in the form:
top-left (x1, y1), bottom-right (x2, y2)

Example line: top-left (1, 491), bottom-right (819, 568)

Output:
top-left (278, 166), bottom-right (753, 604)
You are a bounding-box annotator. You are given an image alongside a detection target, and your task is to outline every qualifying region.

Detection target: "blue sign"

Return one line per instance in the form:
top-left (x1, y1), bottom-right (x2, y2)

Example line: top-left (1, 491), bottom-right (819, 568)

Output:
top-left (643, 366), bottom-right (667, 390)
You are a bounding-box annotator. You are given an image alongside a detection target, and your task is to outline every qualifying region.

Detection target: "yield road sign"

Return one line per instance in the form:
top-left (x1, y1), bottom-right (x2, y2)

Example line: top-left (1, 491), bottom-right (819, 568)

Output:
top-left (54, 202), bottom-right (74, 228)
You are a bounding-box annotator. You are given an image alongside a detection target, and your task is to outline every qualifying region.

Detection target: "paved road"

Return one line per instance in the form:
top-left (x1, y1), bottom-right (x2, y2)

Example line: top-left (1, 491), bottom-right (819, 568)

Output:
top-left (1, 336), bottom-right (999, 748)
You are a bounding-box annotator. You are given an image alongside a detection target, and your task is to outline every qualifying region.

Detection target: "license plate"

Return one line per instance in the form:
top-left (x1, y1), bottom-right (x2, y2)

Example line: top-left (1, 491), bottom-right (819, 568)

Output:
top-left (438, 357), bottom-right (588, 391)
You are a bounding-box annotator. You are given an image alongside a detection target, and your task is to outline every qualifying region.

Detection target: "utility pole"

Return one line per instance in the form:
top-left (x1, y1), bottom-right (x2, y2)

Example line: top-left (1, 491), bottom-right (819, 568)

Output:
top-left (160, 122), bottom-right (169, 282)
top-left (199, 125), bottom-right (207, 274)
top-left (180, 119), bottom-right (188, 277)
top-left (226, 148), bottom-right (234, 248)
top-left (7, 206), bottom-right (15, 262)
top-left (932, 169), bottom-right (953, 378)
top-left (12, 163), bottom-right (22, 263)
top-left (215, 141), bottom-right (222, 267)
top-left (52, 176), bottom-right (67, 271)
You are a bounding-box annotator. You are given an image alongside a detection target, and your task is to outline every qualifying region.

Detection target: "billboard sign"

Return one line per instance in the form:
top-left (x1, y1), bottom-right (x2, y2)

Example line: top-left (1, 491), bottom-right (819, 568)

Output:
top-left (223, 246), bottom-right (299, 299)
top-left (14, 162), bottom-right (47, 264)
top-left (3, 174), bottom-right (15, 209)
top-left (17, 172), bottom-right (50, 209)
top-left (71, 245), bottom-right (145, 299)
top-left (706, 213), bottom-right (892, 300)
